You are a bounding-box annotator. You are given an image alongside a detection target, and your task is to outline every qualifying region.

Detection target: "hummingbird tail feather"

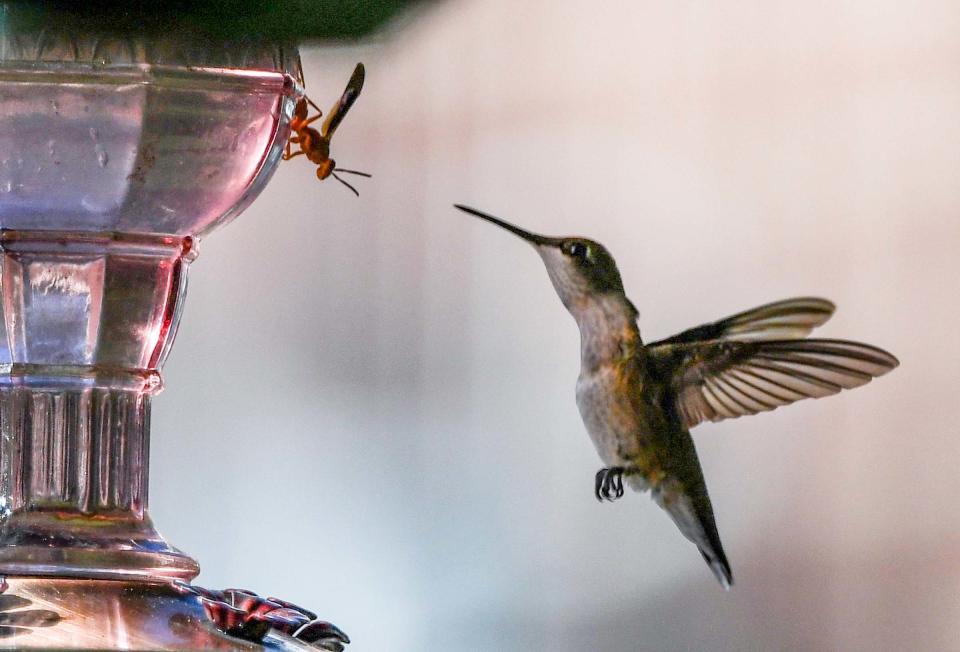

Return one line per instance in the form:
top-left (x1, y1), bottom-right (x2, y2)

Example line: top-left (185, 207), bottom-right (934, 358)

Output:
top-left (698, 544), bottom-right (733, 591)
top-left (654, 478), bottom-right (733, 590)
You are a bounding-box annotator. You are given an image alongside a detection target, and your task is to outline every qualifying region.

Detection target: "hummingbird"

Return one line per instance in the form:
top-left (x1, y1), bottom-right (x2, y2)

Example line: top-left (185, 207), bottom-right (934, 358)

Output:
top-left (454, 204), bottom-right (899, 589)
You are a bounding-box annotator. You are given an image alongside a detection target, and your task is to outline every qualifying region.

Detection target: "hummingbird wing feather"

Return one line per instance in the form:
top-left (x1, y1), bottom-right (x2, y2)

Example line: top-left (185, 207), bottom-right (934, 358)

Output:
top-left (649, 339), bottom-right (899, 428)
top-left (647, 297), bottom-right (835, 346)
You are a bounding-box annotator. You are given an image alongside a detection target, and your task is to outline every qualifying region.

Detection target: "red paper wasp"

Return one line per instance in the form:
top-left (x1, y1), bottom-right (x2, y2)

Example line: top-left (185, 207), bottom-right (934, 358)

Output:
top-left (283, 62), bottom-right (370, 196)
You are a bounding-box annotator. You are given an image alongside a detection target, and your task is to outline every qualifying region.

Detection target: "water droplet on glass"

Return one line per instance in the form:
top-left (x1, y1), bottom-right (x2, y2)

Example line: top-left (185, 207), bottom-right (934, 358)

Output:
top-left (0, 181), bottom-right (11, 193)
top-left (89, 127), bottom-right (98, 141)
top-left (97, 149), bottom-right (109, 168)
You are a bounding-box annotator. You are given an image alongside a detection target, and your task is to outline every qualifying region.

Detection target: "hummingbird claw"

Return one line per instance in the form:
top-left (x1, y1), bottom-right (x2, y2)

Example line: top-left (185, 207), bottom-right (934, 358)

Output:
top-left (595, 467), bottom-right (627, 502)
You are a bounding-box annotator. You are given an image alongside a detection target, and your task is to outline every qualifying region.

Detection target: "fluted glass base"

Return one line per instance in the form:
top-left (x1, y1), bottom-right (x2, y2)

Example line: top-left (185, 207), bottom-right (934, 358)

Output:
top-left (0, 387), bottom-right (197, 580)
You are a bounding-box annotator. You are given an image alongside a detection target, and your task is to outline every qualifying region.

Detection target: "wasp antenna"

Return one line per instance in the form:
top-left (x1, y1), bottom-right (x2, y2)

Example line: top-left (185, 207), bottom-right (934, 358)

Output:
top-left (332, 171), bottom-right (360, 197)
top-left (334, 167), bottom-right (372, 178)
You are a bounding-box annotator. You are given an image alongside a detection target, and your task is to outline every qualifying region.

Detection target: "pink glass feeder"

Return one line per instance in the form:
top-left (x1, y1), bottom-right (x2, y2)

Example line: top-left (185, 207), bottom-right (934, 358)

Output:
top-left (0, 27), bottom-right (346, 651)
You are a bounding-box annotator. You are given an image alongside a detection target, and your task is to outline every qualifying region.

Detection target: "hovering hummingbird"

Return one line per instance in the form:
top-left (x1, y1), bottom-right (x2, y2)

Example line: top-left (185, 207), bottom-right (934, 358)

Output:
top-left (454, 204), bottom-right (899, 589)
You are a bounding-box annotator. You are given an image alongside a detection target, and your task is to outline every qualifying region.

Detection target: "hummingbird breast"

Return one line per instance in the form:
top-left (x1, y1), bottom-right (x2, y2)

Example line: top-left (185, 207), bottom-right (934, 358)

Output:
top-left (575, 356), bottom-right (662, 483)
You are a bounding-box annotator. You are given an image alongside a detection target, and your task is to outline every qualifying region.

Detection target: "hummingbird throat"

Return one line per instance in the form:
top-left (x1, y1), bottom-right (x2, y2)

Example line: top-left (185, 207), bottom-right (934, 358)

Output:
top-left (572, 293), bottom-right (641, 371)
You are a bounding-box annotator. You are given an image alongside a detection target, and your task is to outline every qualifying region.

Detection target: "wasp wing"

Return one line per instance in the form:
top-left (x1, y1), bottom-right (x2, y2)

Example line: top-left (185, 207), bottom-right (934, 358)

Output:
top-left (648, 297), bottom-right (835, 347)
top-left (648, 338), bottom-right (898, 429)
top-left (321, 62), bottom-right (365, 138)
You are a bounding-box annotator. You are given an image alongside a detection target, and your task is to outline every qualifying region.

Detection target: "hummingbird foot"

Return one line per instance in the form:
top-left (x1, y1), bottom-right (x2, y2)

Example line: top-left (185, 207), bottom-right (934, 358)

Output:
top-left (595, 466), bottom-right (629, 502)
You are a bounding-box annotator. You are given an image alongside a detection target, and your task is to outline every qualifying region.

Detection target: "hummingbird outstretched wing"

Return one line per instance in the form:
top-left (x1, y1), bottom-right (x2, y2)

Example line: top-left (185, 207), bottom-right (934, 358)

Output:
top-left (647, 298), bottom-right (898, 428)
top-left (647, 297), bottom-right (836, 346)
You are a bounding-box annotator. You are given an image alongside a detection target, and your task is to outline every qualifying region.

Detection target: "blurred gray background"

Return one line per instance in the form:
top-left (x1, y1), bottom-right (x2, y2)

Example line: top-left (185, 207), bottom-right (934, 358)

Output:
top-left (152, 1), bottom-right (959, 650)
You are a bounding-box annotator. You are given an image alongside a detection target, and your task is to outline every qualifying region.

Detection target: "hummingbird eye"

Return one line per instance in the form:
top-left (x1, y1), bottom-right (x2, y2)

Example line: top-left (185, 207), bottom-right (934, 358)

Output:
top-left (564, 241), bottom-right (590, 261)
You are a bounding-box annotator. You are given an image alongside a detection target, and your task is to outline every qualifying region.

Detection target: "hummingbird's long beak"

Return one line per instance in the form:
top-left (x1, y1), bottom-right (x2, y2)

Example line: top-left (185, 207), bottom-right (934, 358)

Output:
top-left (454, 204), bottom-right (556, 246)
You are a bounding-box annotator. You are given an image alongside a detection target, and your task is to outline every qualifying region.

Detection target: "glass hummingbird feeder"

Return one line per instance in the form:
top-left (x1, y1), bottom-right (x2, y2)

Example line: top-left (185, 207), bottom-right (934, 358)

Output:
top-left (0, 19), bottom-right (347, 652)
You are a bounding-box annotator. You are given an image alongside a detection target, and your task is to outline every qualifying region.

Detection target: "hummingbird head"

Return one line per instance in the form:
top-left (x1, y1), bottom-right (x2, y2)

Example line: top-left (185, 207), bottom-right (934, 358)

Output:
top-left (455, 205), bottom-right (629, 314)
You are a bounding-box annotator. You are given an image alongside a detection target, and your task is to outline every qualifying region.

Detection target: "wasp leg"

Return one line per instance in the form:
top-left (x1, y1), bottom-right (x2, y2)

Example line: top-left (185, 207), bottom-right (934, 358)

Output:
top-left (283, 138), bottom-right (301, 160)
top-left (282, 150), bottom-right (306, 161)
top-left (305, 96), bottom-right (324, 115)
